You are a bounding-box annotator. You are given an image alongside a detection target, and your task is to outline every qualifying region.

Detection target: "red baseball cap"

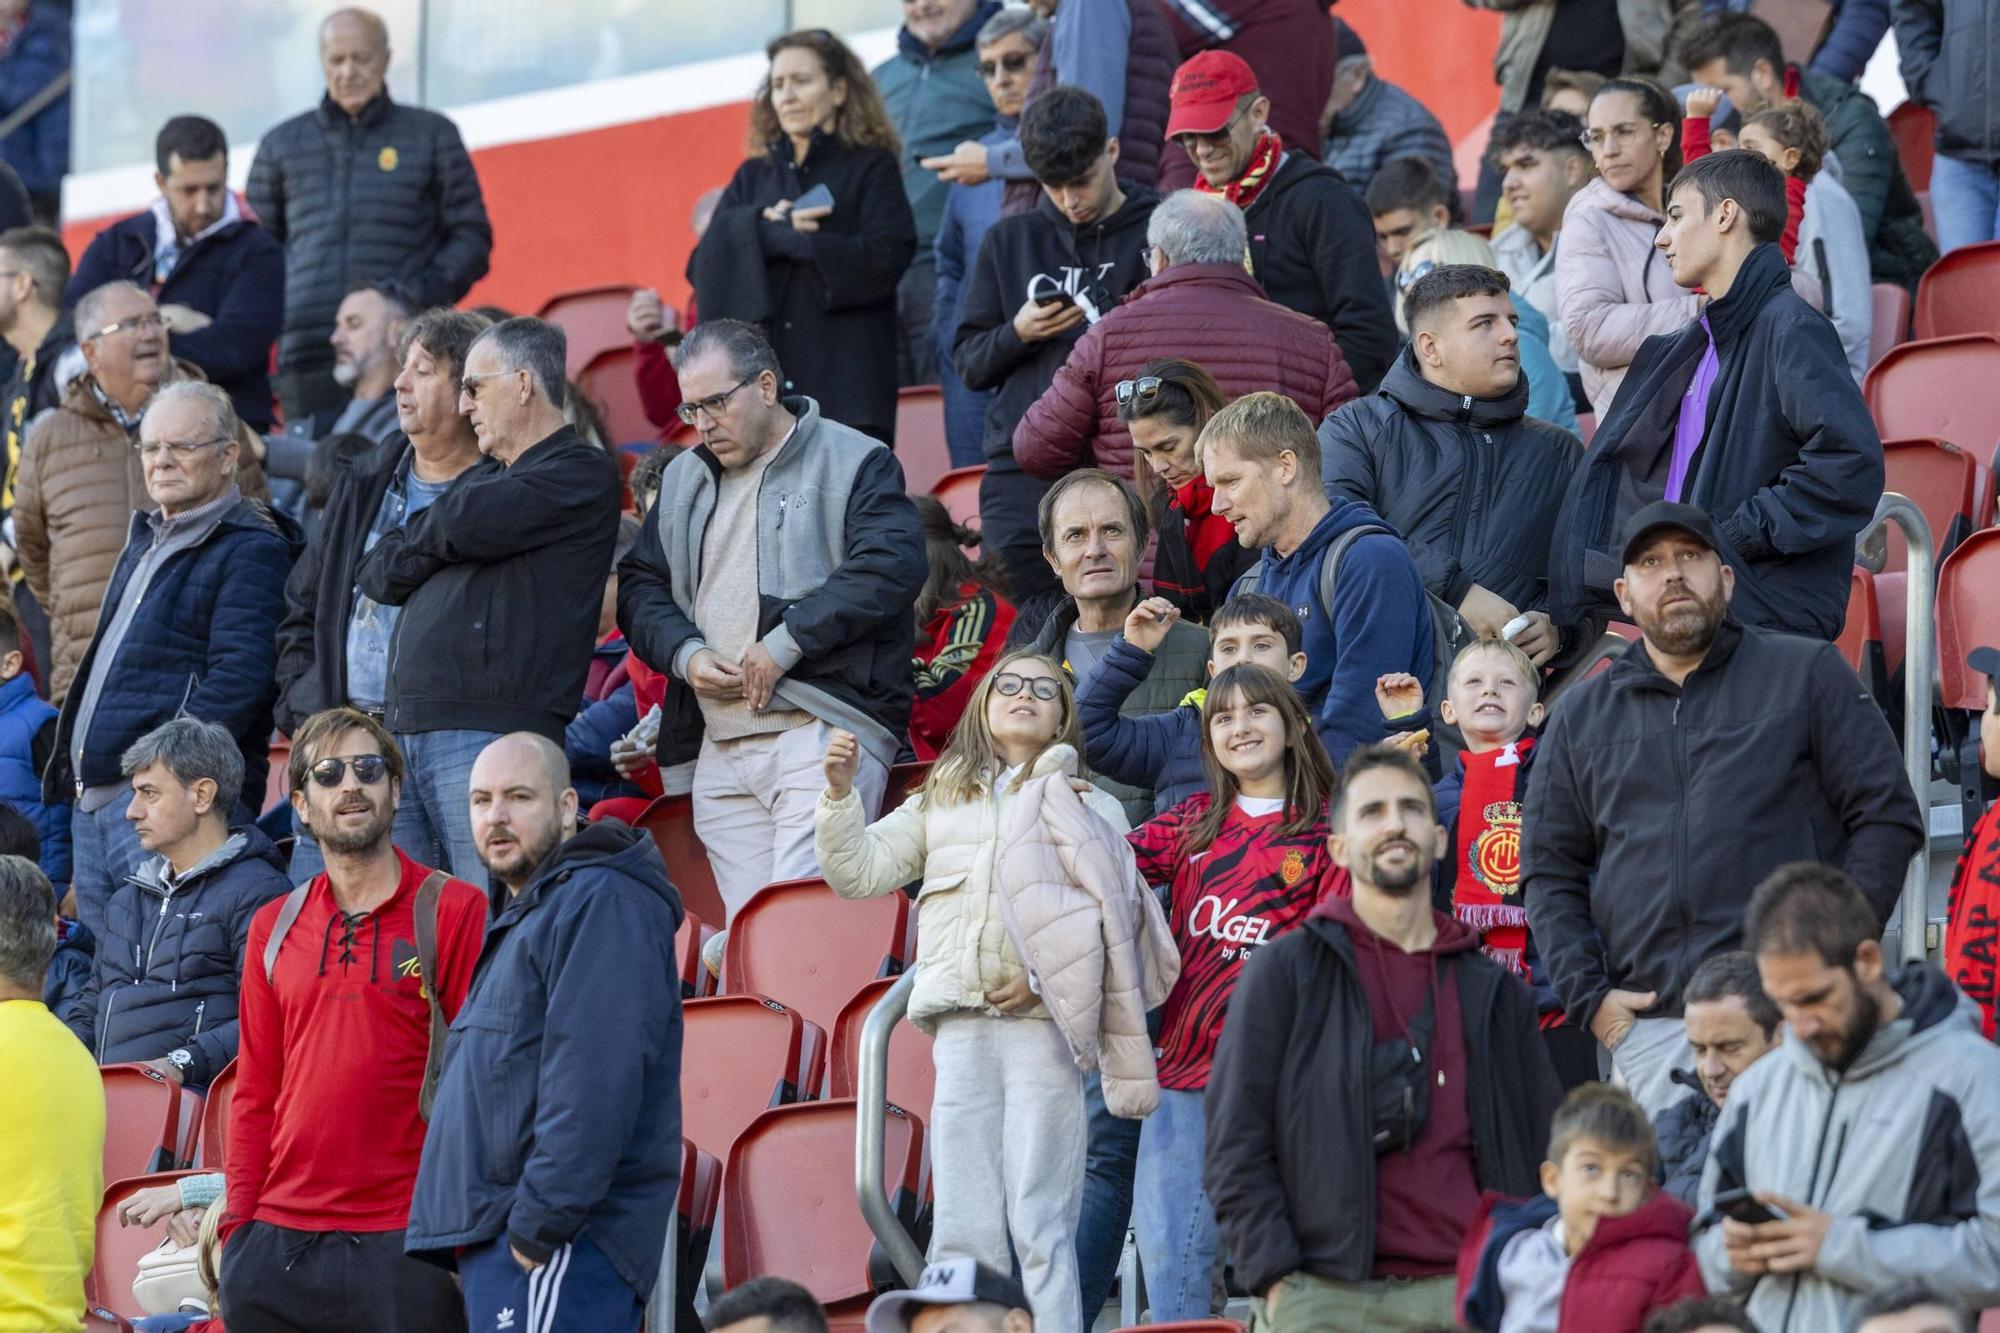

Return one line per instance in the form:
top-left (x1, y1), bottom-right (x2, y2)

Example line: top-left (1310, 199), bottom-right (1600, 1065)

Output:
top-left (1167, 50), bottom-right (1259, 139)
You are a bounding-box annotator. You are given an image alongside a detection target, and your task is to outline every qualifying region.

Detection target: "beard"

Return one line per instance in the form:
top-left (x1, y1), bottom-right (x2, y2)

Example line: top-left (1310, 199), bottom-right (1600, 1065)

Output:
top-left (331, 359), bottom-right (360, 388)
top-left (1634, 582), bottom-right (1726, 657)
top-left (479, 820), bottom-right (562, 886)
top-left (309, 792), bottom-right (393, 856)
top-left (1815, 982), bottom-right (1883, 1073)
top-left (1363, 839), bottom-right (1432, 897)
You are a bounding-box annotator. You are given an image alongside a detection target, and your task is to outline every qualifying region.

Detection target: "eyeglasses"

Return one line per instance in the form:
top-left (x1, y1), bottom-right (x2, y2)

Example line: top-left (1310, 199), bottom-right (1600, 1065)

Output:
top-left (992, 673), bottom-right (1061, 701)
top-left (92, 313), bottom-right (166, 339)
top-left (977, 52), bottom-right (1034, 79)
top-left (136, 435), bottom-right (231, 460)
top-left (1396, 259), bottom-right (1438, 292)
top-left (1173, 109), bottom-right (1242, 151)
top-left (459, 370), bottom-right (514, 401)
top-left (677, 375), bottom-right (757, 426)
top-left (1579, 122), bottom-right (1664, 153)
top-left (307, 754), bottom-right (391, 788)
top-left (1114, 377), bottom-right (1164, 409)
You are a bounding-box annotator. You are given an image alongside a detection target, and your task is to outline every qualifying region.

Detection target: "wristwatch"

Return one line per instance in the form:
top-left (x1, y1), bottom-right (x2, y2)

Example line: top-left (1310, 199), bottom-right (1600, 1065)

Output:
top-left (166, 1048), bottom-right (195, 1077)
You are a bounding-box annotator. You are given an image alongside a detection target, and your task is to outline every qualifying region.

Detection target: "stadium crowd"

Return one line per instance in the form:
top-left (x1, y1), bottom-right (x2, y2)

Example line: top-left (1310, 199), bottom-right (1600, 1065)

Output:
top-left (1, 1), bottom-right (2000, 1332)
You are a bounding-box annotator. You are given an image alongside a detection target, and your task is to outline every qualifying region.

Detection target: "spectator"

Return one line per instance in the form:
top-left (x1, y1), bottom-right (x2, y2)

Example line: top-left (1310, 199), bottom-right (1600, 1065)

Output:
top-left (1320, 17), bottom-right (1459, 198)
top-left (1126, 662), bottom-right (1340, 1321)
top-left (1654, 951), bottom-right (1780, 1204)
top-left (297, 430), bottom-right (375, 544)
top-left (220, 708), bottom-right (486, 1333)
top-left (1560, 77), bottom-right (1702, 417)
top-left (0, 225), bottom-right (69, 554)
top-left (352, 317), bottom-right (621, 880)
top-left (1461, 0), bottom-right (1697, 118)
top-left (1851, 1282), bottom-right (1974, 1333)
top-left (1117, 358), bottom-right (1257, 620)
top-left (628, 443), bottom-right (675, 520)
top-left (1643, 1298), bottom-right (1759, 1333)
top-left (277, 284), bottom-right (410, 449)
top-left (70, 116), bottom-right (286, 432)
top-left (817, 660), bottom-right (1175, 1333)
top-left (1325, 263), bottom-right (1579, 667)
top-left (933, 8), bottom-right (1049, 468)
top-left (1156, 0), bottom-right (1339, 195)
top-left (0, 0), bottom-right (68, 219)
top-left (866, 1258), bottom-right (1036, 1333)
top-left (248, 6), bottom-right (492, 422)
top-left (1209, 392), bottom-right (1435, 766)
top-left (953, 85), bottom-right (1159, 601)
top-left (1013, 190), bottom-right (1359, 491)
top-left (1697, 0), bottom-right (1895, 86)
top-left (82, 717), bottom-right (289, 1086)
top-left (1002, 469), bottom-right (1208, 824)
top-left (1895, 0), bottom-right (2000, 252)
top-left (1206, 744), bottom-right (1562, 1332)
top-left (1553, 151), bottom-right (1884, 641)
top-left (48, 381), bottom-right (298, 941)
top-left (692, 29), bottom-right (917, 446)
top-left (1542, 68), bottom-right (1610, 119)
top-left (1488, 109), bottom-right (1594, 401)
top-left (875, 0), bottom-right (1001, 388)
top-left (1682, 87), bottom-right (1807, 263)
top-left (0, 609), bottom-right (60, 885)
top-left (4, 794), bottom-right (86, 1038)
top-left (1684, 13), bottom-right (1937, 287)
top-left (1167, 51), bottom-right (1398, 392)
top-left (407, 734), bottom-right (683, 1332)
top-left (1456, 1084), bottom-right (1705, 1333)
top-left (709, 1276), bottom-right (830, 1333)
top-left (1946, 646), bottom-right (2000, 1037)
top-left (1366, 154), bottom-right (1458, 268)
top-left (0, 854), bottom-right (102, 1331)
top-left (628, 191), bottom-right (717, 445)
top-left (1698, 863), bottom-right (2000, 1328)
top-left (587, 515), bottom-right (644, 702)
top-left (909, 494), bottom-right (1016, 762)
top-left (1523, 502), bottom-right (1924, 1115)
top-left (618, 320), bottom-right (924, 921)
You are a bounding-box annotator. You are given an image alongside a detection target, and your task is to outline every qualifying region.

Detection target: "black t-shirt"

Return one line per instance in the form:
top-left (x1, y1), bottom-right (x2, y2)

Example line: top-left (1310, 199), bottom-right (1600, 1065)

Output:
top-left (1530, 0), bottom-right (1626, 103)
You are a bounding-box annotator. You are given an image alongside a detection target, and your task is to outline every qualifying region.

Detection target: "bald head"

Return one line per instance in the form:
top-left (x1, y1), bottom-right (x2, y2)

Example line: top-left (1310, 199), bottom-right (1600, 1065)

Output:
top-left (321, 8), bottom-right (390, 116)
top-left (469, 733), bottom-right (578, 893)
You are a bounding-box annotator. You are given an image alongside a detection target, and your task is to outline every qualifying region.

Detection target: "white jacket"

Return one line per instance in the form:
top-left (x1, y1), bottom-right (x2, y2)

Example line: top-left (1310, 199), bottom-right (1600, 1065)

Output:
top-left (1796, 170), bottom-right (1874, 384)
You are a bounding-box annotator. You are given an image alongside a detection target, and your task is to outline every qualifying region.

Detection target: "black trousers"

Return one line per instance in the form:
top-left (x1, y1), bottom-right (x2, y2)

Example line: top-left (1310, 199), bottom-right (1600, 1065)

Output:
top-left (978, 466), bottom-right (1059, 605)
top-left (895, 255), bottom-right (939, 388)
top-left (219, 1221), bottom-right (466, 1333)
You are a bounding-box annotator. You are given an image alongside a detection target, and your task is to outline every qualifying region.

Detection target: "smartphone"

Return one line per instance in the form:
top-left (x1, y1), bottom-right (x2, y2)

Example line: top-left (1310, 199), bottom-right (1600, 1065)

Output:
top-left (1037, 289), bottom-right (1076, 310)
top-left (794, 183), bottom-right (835, 212)
top-left (1714, 1187), bottom-right (1787, 1225)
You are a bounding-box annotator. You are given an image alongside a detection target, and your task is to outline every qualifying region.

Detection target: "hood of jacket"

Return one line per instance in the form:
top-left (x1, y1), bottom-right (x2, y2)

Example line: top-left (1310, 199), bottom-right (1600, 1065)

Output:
top-left (1307, 886), bottom-right (1483, 955)
top-left (1376, 343), bottom-right (1529, 428)
top-left (1032, 182), bottom-right (1162, 247)
top-left (129, 824), bottom-right (289, 896)
top-left (1573, 174), bottom-right (1665, 226)
top-left (1777, 962), bottom-right (1983, 1084)
top-left (1266, 492), bottom-right (1399, 581)
top-left (1246, 148), bottom-right (1336, 214)
top-left (896, 0), bottom-right (1000, 63)
top-left (498, 819), bottom-right (685, 932)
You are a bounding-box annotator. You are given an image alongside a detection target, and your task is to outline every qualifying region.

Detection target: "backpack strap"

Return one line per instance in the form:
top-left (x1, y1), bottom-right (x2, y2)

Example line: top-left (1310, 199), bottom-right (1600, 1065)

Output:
top-left (413, 869), bottom-right (449, 1123)
top-left (260, 885), bottom-right (312, 985)
top-left (1315, 523), bottom-right (1394, 626)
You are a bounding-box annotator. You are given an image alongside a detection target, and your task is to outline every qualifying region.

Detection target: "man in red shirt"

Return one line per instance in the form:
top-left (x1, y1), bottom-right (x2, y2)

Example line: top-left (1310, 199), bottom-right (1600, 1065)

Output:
top-left (219, 706), bottom-right (487, 1333)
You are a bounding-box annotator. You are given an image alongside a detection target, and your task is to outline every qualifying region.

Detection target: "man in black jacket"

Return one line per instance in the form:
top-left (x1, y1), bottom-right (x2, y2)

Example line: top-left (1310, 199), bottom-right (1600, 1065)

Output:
top-left (248, 7), bottom-right (491, 422)
top-left (1320, 263), bottom-right (1578, 666)
top-left (954, 86), bottom-right (1158, 600)
top-left (356, 317), bottom-right (620, 882)
top-left (1549, 150), bottom-right (1884, 642)
top-left (1164, 50), bottom-right (1396, 392)
top-left (1523, 502), bottom-right (1923, 1116)
top-left (407, 733), bottom-right (681, 1333)
top-left (1653, 950), bottom-right (1780, 1205)
top-left (0, 223), bottom-right (69, 674)
top-left (1895, 0), bottom-right (2000, 253)
top-left (1206, 744), bottom-right (1560, 1332)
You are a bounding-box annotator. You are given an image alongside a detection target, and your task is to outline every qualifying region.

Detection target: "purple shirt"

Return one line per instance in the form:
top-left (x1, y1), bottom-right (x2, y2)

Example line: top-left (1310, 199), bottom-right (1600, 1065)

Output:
top-left (1667, 316), bottom-right (1720, 502)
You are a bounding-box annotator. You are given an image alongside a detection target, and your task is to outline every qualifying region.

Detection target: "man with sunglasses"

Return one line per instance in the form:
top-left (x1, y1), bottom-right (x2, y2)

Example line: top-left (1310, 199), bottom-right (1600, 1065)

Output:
top-left (223, 706), bottom-right (487, 1333)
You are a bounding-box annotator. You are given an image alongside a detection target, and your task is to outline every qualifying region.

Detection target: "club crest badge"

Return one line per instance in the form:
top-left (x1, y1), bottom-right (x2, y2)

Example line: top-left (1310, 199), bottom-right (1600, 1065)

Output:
top-left (1469, 801), bottom-right (1523, 896)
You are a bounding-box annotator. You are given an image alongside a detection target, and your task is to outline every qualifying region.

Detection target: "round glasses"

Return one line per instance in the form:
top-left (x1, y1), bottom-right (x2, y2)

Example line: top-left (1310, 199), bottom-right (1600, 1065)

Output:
top-left (992, 673), bottom-right (1061, 701)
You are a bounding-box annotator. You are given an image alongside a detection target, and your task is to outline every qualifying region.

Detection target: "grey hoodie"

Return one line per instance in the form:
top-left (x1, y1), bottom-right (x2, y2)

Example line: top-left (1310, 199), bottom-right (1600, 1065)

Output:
top-left (1696, 965), bottom-right (2000, 1331)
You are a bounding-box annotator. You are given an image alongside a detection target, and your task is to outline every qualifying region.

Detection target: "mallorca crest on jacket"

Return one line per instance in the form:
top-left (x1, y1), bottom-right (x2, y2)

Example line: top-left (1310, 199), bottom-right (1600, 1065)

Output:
top-left (1469, 801), bottom-right (1523, 897)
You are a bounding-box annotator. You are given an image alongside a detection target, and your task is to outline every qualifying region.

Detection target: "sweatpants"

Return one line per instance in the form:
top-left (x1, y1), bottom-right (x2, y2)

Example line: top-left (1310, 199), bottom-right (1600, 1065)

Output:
top-left (1250, 1272), bottom-right (1455, 1332)
top-left (1610, 1014), bottom-right (1695, 1118)
top-left (930, 1012), bottom-right (1088, 1333)
top-left (218, 1221), bottom-right (465, 1333)
top-left (458, 1232), bottom-right (643, 1333)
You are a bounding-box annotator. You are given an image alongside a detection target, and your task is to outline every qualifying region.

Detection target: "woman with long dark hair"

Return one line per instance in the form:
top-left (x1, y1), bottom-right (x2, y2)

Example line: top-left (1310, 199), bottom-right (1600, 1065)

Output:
top-left (690, 29), bottom-right (916, 445)
top-left (1115, 358), bottom-right (1254, 621)
top-left (908, 495), bottom-right (1016, 761)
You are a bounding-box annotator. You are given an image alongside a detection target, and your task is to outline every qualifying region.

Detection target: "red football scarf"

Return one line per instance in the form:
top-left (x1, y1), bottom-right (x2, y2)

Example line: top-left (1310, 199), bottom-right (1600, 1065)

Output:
top-left (1947, 799), bottom-right (2000, 1040)
top-left (1175, 477), bottom-right (1236, 577)
top-left (1196, 127), bottom-right (1283, 212)
top-left (1453, 740), bottom-right (1533, 975)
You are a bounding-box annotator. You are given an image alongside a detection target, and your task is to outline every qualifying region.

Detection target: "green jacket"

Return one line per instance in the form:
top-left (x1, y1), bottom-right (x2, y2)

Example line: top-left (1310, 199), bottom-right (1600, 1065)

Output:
top-left (1797, 65), bottom-right (1939, 290)
top-left (872, 2), bottom-right (1001, 249)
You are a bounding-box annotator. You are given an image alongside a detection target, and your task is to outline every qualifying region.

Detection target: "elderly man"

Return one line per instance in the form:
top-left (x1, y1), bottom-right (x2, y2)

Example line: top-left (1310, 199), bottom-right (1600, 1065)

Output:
top-left (1013, 190), bottom-right (1357, 489)
top-left (619, 318), bottom-right (925, 921)
top-left (1654, 951), bottom-right (1781, 1205)
top-left (1317, 16), bottom-right (1456, 198)
top-left (351, 317), bottom-right (618, 881)
top-left (81, 717), bottom-right (289, 1088)
top-left (1523, 502), bottom-right (1925, 1116)
top-left (70, 115), bottom-right (285, 431)
top-left (408, 733), bottom-right (682, 1332)
top-left (45, 380), bottom-right (298, 941)
top-left (248, 7), bottom-right (491, 422)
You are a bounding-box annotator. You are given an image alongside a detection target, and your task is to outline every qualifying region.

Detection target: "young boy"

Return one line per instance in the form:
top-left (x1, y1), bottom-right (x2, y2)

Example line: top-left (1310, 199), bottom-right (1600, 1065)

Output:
top-left (1077, 592), bottom-right (1310, 816)
top-left (1456, 1084), bottom-right (1705, 1333)
top-left (1365, 155), bottom-right (1457, 268)
top-left (0, 610), bottom-right (66, 891)
top-left (1946, 645), bottom-right (2000, 1040)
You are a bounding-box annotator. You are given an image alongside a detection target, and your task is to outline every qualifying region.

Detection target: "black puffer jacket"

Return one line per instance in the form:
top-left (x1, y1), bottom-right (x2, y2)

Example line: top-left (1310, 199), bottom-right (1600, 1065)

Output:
top-left (83, 827), bottom-right (292, 1087)
top-left (1895, 0), bottom-right (2000, 169)
top-left (247, 91), bottom-right (492, 376)
top-left (1320, 345), bottom-right (1580, 615)
top-left (1655, 1069), bottom-right (1717, 1206)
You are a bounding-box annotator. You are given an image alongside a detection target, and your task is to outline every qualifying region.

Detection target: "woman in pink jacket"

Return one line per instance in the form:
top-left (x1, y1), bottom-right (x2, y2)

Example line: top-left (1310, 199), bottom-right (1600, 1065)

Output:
top-left (1557, 77), bottom-right (1701, 419)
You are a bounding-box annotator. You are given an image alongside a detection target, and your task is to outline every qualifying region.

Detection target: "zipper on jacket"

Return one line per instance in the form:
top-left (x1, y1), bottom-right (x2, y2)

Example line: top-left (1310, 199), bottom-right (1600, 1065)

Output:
top-left (144, 881), bottom-right (177, 977)
top-left (192, 999), bottom-right (206, 1037)
top-left (1447, 421), bottom-right (1484, 570)
top-left (1670, 696), bottom-right (1695, 983)
top-left (1777, 1075), bottom-right (1848, 1333)
top-left (96, 989), bottom-right (117, 1062)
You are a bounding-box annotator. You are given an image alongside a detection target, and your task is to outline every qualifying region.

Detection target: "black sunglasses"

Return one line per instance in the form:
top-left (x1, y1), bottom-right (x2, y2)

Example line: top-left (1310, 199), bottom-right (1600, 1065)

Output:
top-left (993, 673), bottom-right (1061, 701)
top-left (308, 754), bottom-right (391, 788)
top-left (978, 52), bottom-right (1034, 78)
top-left (1114, 377), bottom-right (1164, 409)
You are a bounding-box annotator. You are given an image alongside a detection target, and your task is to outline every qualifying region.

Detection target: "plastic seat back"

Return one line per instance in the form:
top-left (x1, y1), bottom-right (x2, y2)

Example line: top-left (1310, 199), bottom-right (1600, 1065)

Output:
top-left (895, 387), bottom-right (951, 495)
top-left (101, 1065), bottom-right (190, 1181)
top-left (724, 878), bottom-right (911, 1036)
top-left (576, 344), bottom-right (655, 447)
top-left (1836, 567), bottom-right (1887, 702)
top-left (1915, 240), bottom-right (2000, 341)
top-left (680, 995), bottom-right (822, 1162)
top-left (88, 1170), bottom-right (201, 1321)
top-left (635, 794), bottom-right (728, 926)
top-left (1938, 528), bottom-right (2000, 710)
top-left (930, 465), bottom-right (984, 532)
top-left (880, 761), bottom-right (930, 817)
top-left (674, 911), bottom-right (707, 1000)
top-left (1883, 438), bottom-right (1977, 569)
top-left (1870, 282), bottom-right (1911, 368)
top-left (537, 283), bottom-right (639, 376)
top-left (1864, 335), bottom-right (2000, 472)
top-left (196, 1060), bottom-right (235, 1169)
top-left (828, 976), bottom-right (937, 1115)
top-left (1888, 100), bottom-right (1937, 191)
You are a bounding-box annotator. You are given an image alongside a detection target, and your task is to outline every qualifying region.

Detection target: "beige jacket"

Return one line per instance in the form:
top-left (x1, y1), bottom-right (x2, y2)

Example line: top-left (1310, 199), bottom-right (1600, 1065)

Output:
top-left (1469, 0), bottom-right (1700, 113)
top-left (1556, 178), bottom-right (1703, 418)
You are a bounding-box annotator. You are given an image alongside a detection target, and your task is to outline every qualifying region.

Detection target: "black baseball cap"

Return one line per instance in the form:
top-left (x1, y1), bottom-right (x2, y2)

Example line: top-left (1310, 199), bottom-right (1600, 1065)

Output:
top-left (1970, 646), bottom-right (2000, 680)
top-left (1620, 501), bottom-right (1719, 567)
top-left (867, 1258), bottom-right (1032, 1332)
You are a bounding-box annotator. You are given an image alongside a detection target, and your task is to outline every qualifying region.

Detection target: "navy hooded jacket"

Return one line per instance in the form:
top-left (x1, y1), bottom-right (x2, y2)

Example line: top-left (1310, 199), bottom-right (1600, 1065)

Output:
top-left (406, 821), bottom-right (685, 1295)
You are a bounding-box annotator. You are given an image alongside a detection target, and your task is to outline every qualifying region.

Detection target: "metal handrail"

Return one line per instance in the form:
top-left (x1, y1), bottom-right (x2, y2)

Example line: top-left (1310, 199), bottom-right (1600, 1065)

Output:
top-left (1865, 492), bottom-right (1935, 963)
top-left (855, 967), bottom-right (928, 1286)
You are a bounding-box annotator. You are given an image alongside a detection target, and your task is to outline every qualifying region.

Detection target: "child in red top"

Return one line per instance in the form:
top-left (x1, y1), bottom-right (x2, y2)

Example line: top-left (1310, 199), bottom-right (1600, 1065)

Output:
top-left (1126, 662), bottom-right (1343, 1322)
top-left (909, 496), bottom-right (1015, 760)
top-left (1946, 647), bottom-right (2000, 1038)
top-left (1685, 86), bottom-right (1806, 262)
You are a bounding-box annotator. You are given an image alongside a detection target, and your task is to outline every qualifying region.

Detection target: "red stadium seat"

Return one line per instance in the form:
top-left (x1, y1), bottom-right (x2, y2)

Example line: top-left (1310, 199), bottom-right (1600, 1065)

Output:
top-left (669, 1139), bottom-right (722, 1322)
top-left (635, 794), bottom-right (729, 927)
top-left (931, 465), bottom-right (984, 532)
top-left (674, 911), bottom-right (708, 999)
top-left (576, 345), bottom-right (656, 447)
top-left (101, 1065), bottom-right (194, 1181)
top-left (88, 1170), bottom-right (202, 1321)
top-left (896, 387), bottom-right (952, 496)
top-left (1870, 283), bottom-right (1911, 368)
top-left (1937, 527), bottom-right (2000, 711)
top-left (537, 283), bottom-right (639, 376)
top-left (723, 878), bottom-right (913, 1036)
top-left (1914, 241), bottom-right (2000, 342)
top-left (721, 1099), bottom-right (926, 1312)
top-left (1888, 100), bottom-right (1937, 192)
top-left (1836, 567), bottom-right (1888, 700)
top-left (828, 976), bottom-right (936, 1115)
top-left (680, 995), bottom-right (826, 1162)
top-left (1883, 438), bottom-right (1981, 569)
top-left (263, 733), bottom-right (290, 817)
top-left (1863, 335), bottom-right (2000, 471)
top-left (197, 1060), bottom-right (236, 1169)
top-left (880, 760), bottom-right (930, 817)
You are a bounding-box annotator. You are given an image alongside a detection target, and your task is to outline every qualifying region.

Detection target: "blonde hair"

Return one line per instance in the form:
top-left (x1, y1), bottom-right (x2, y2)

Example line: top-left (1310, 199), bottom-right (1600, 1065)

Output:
top-left (197, 1186), bottom-right (226, 1309)
top-left (1447, 635), bottom-right (1539, 692)
top-left (922, 652), bottom-right (1084, 806)
top-left (1197, 391), bottom-right (1321, 474)
top-left (1396, 228), bottom-right (1501, 336)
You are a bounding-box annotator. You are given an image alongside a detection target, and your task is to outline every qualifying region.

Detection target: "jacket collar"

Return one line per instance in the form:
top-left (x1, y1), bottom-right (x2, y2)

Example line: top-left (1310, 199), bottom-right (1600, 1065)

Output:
top-left (1378, 344), bottom-right (1527, 427)
top-left (1326, 73), bottom-right (1385, 136)
top-left (896, 1), bottom-right (998, 63)
top-left (1703, 242), bottom-right (1794, 351)
top-left (131, 829), bottom-right (250, 897)
top-left (765, 127), bottom-right (839, 172)
top-left (0, 672), bottom-right (32, 712)
top-left (317, 89), bottom-right (392, 128)
top-left (694, 395), bottom-right (816, 479)
top-left (1125, 261), bottom-right (1268, 306)
top-left (1609, 616), bottom-right (1746, 693)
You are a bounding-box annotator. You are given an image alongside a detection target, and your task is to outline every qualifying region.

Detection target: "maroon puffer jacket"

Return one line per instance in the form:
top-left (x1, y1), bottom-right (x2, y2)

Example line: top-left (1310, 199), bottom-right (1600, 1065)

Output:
top-left (1011, 262), bottom-right (1357, 482)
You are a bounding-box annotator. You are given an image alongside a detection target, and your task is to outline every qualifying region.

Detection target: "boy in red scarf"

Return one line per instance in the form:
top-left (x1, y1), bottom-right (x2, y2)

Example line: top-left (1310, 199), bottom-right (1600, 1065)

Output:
top-left (1946, 645), bottom-right (2000, 1040)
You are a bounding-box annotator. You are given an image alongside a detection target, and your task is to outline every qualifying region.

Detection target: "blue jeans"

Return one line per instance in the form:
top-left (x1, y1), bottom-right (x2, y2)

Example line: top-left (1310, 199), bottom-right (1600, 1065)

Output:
top-left (933, 319), bottom-right (991, 470)
top-left (1076, 1071), bottom-right (1141, 1326)
top-left (393, 728), bottom-right (503, 879)
top-left (1133, 1087), bottom-right (1221, 1321)
top-left (459, 1232), bottom-right (642, 1333)
top-left (69, 800), bottom-right (145, 940)
top-left (1931, 152), bottom-right (2000, 254)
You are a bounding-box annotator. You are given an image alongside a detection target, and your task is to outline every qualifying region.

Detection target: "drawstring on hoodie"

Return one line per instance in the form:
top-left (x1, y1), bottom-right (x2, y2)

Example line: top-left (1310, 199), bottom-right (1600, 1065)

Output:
top-left (1364, 929), bottom-right (1441, 1090)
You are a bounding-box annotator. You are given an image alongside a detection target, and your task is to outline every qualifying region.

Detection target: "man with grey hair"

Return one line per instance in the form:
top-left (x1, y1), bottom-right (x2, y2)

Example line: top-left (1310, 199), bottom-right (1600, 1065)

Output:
top-left (80, 717), bottom-right (290, 1087)
top-left (1013, 189), bottom-right (1358, 485)
top-left (620, 318), bottom-right (925, 921)
top-left (353, 316), bottom-right (619, 879)
top-left (47, 379), bottom-right (299, 939)
top-left (248, 5), bottom-right (491, 422)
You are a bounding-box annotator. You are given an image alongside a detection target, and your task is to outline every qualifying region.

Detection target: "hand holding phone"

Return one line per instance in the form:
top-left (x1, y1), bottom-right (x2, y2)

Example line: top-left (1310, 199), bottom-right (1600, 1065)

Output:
top-left (793, 183), bottom-right (834, 213)
top-left (1715, 1187), bottom-right (1787, 1225)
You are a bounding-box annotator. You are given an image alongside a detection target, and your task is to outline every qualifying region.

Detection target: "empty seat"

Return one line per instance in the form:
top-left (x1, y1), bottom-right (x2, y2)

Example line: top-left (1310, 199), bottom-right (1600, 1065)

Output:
top-left (1882, 438), bottom-right (1980, 568)
top-left (680, 995), bottom-right (826, 1163)
top-left (674, 910), bottom-right (716, 999)
top-left (101, 1064), bottom-right (196, 1182)
top-left (1870, 282), bottom-right (1911, 368)
top-left (723, 878), bottom-right (913, 1037)
top-left (635, 794), bottom-right (729, 926)
top-left (664, 1139), bottom-right (722, 1331)
top-left (828, 976), bottom-right (937, 1116)
top-left (1864, 335), bottom-right (2000, 471)
top-left (1888, 100), bottom-right (1937, 192)
top-left (880, 760), bottom-right (931, 817)
top-left (88, 1170), bottom-right (201, 1322)
top-left (930, 465), bottom-right (984, 532)
top-left (196, 1059), bottom-right (235, 1169)
top-left (895, 387), bottom-right (952, 496)
top-left (537, 283), bottom-right (639, 376)
top-left (576, 344), bottom-right (657, 447)
top-left (1914, 240), bottom-right (2000, 341)
top-left (1938, 528), bottom-right (2000, 711)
